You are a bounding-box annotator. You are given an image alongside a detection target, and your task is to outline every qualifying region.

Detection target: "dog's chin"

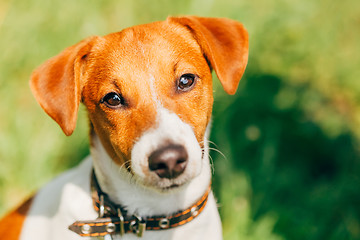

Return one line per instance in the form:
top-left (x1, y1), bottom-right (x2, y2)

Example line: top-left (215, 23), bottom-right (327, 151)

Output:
top-left (134, 174), bottom-right (193, 194)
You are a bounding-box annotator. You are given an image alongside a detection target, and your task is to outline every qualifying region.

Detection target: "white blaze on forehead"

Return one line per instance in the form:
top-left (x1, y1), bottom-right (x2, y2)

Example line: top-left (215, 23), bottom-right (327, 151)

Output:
top-left (112, 73), bottom-right (203, 189)
top-left (149, 74), bottom-right (162, 107)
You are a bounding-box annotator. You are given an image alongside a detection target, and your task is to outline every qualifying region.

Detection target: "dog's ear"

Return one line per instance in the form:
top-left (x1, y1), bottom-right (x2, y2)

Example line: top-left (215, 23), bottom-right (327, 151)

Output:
top-left (168, 16), bottom-right (249, 95)
top-left (30, 36), bottom-right (98, 136)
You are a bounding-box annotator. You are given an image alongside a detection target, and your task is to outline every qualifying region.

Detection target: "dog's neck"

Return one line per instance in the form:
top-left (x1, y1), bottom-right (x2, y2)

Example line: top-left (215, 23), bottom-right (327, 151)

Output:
top-left (89, 131), bottom-right (212, 218)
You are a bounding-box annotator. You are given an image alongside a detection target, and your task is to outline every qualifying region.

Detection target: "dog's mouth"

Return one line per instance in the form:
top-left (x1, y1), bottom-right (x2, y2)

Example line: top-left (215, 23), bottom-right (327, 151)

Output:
top-left (139, 175), bottom-right (190, 192)
top-left (167, 183), bottom-right (180, 189)
top-left (161, 183), bottom-right (183, 191)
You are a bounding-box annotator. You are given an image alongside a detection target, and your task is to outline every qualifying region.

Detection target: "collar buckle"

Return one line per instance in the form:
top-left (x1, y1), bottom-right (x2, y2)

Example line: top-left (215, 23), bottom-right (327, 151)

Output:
top-left (98, 194), bottom-right (114, 240)
top-left (129, 214), bottom-right (146, 237)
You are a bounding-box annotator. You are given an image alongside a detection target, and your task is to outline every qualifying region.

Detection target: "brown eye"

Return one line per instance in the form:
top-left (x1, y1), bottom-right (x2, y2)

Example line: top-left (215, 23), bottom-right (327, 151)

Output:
top-left (178, 74), bottom-right (197, 91)
top-left (101, 92), bottom-right (124, 108)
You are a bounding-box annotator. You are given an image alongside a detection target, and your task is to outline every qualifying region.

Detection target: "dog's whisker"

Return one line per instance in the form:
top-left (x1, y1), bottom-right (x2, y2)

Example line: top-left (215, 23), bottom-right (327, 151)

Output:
top-left (208, 147), bottom-right (227, 161)
top-left (120, 159), bottom-right (131, 169)
top-left (208, 153), bottom-right (215, 174)
top-left (207, 140), bottom-right (219, 149)
top-left (200, 138), bottom-right (217, 147)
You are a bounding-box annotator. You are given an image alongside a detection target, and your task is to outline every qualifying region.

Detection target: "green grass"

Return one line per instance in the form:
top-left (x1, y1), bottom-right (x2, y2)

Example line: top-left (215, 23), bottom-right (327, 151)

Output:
top-left (1, 0), bottom-right (359, 239)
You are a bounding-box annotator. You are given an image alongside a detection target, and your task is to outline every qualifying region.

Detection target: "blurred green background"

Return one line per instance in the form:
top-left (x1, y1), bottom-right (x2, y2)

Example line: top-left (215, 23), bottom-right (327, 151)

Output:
top-left (1, 0), bottom-right (359, 239)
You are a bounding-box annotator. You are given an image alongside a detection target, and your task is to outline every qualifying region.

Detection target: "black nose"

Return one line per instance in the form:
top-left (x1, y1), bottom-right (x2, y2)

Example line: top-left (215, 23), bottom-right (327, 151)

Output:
top-left (148, 144), bottom-right (188, 179)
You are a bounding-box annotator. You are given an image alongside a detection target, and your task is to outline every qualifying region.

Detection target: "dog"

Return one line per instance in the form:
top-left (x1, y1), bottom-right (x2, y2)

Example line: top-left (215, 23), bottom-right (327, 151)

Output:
top-left (0, 16), bottom-right (248, 240)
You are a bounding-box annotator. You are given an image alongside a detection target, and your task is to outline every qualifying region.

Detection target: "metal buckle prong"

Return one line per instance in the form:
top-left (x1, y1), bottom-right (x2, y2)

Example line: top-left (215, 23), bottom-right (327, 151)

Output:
top-left (117, 208), bottom-right (125, 236)
top-left (98, 195), bottom-right (113, 240)
top-left (99, 195), bottom-right (105, 218)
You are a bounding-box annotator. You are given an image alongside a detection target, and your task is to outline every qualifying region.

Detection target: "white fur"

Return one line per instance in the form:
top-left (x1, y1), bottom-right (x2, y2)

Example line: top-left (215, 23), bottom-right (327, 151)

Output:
top-left (20, 112), bottom-right (222, 240)
top-left (92, 105), bottom-right (212, 217)
top-left (20, 157), bottom-right (98, 240)
top-left (131, 107), bottom-right (203, 190)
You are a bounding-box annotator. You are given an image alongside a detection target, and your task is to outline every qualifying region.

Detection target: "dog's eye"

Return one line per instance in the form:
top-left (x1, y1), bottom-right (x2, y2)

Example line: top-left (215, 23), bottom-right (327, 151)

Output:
top-left (177, 74), bottom-right (197, 91)
top-left (101, 92), bottom-right (124, 108)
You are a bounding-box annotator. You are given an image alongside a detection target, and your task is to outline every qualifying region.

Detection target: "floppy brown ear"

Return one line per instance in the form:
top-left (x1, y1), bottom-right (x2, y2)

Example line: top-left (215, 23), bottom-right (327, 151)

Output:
top-left (168, 16), bottom-right (249, 95)
top-left (30, 36), bottom-right (98, 136)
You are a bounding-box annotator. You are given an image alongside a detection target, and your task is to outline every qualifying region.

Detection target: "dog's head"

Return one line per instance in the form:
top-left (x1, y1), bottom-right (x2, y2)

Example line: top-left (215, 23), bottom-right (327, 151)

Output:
top-left (30, 16), bottom-right (248, 191)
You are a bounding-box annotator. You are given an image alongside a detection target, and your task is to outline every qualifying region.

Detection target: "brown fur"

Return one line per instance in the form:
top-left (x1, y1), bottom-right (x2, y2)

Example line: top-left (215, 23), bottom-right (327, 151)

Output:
top-left (0, 197), bottom-right (33, 239)
top-left (30, 16), bottom-right (248, 168)
top-left (0, 16), bottom-right (248, 238)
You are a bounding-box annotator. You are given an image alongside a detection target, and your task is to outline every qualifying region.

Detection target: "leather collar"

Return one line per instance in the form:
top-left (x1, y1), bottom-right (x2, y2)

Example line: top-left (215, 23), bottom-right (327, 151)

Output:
top-left (68, 170), bottom-right (210, 238)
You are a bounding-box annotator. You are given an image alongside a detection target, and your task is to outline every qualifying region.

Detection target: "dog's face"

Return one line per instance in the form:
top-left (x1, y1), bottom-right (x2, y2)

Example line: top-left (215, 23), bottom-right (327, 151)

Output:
top-left (82, 23), bottom-right (214, 189)
top-left (30, 16), bottom-right (248, 191)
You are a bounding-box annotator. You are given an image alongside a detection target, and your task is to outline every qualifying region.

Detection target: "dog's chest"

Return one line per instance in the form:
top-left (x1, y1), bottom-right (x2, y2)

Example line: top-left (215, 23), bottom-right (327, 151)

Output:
top-left (20, 158), bottom-right (222, 240)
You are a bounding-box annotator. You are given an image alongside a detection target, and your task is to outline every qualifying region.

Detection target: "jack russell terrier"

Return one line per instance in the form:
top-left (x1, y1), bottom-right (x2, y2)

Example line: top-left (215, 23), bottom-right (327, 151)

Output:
top-left (0, 16), bottom-right (248, 240)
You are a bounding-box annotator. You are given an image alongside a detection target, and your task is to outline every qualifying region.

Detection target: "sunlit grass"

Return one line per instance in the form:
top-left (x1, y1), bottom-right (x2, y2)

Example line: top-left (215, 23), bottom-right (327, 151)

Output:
top-left (0, 0), bottom-right (359, 239)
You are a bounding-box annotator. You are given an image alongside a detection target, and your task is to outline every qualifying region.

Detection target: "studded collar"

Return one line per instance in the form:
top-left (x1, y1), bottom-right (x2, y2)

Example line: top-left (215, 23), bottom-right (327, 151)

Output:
top-left (68, 170), bottom-right (210, 238)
